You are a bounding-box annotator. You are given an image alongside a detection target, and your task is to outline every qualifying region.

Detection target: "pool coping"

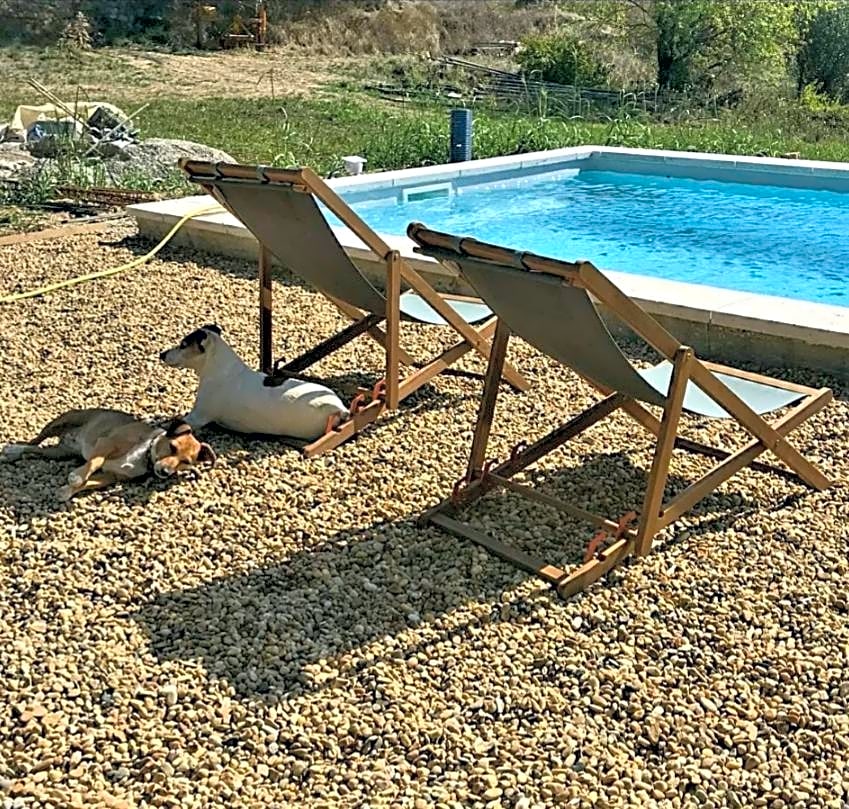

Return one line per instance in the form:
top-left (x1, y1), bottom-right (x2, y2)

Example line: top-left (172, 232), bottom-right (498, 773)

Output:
top-left (127, 145), bottom-right (849, 373)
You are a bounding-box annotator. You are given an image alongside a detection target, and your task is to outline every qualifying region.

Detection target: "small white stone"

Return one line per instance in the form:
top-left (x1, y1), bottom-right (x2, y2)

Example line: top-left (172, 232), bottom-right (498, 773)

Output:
top-left (159, 684), bottom-right (178, 707)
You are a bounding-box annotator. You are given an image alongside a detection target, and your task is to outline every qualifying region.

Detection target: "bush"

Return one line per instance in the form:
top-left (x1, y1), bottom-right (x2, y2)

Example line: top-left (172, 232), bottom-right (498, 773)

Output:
top-left (516, 31), bottom-right (611, 88)
top-left (796, 2), bottom-right (849, 102)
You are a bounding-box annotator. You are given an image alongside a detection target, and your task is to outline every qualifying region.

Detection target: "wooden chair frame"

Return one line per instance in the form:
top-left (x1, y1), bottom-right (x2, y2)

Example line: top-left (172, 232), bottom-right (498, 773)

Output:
top-left (417, 235), bottom-right (833, 600)
top-left (180, 161), bottom-right (530, 458)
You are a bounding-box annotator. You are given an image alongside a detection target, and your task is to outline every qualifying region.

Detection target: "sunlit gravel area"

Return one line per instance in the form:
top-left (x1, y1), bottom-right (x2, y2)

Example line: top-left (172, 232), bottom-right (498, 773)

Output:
top-left (1, 223), bottom-right (848, 809)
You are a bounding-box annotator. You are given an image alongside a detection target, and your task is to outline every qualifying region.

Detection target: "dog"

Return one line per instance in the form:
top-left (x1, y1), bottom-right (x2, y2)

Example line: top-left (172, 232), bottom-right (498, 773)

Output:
top-left (1, 409), bottom-right (216, 501)
top-left (159, 325), bottom-right (350, 441)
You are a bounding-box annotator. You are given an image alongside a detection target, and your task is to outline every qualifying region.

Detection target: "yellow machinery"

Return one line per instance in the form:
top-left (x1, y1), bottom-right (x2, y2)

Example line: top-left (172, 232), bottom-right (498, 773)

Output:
top-left (220, 2), bottom-right (269, 50)
top-left (192, 2), bottom-right (268, 50)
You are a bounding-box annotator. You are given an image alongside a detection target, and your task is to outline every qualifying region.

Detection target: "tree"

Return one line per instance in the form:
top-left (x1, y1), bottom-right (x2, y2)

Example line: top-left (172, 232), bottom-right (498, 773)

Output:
top-left (592, 0), bottom-right (798, 91)
top-left (795, 1), bottom-right (849, 99)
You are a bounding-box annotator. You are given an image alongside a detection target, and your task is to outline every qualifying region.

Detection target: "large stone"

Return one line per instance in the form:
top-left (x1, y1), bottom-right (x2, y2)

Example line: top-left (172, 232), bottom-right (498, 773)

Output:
top-left (0, 144), bottom-right (36, 180)
top-left (104, 138), bottom-right (236, 180)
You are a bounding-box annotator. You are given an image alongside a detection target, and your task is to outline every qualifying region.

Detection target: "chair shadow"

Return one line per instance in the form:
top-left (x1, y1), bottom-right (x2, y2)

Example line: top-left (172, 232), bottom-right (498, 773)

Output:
top-left (0, 381), bottom-right (468, 520)
top-left (0, 452), bottom-right (199, 519)
top-left (451, 449), bottom-right (766, 567)
top-left (128, 449), bottom-right (785, 705)
top-left (131, 514), bottom-right (520, 703)
top-left (193, 383), bottom-right (470, 454)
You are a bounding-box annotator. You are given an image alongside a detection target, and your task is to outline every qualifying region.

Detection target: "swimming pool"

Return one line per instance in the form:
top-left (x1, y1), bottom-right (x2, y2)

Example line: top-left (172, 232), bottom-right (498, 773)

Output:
top-left (333, 164), bottom-right (849, 307)
top-left (128, 146), bottom-right (849, 376)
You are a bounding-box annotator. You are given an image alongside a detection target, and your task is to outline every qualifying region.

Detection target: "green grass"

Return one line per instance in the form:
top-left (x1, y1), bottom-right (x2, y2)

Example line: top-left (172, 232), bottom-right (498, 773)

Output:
top-left (0, 205), bottom-right (51, 237)
top-left (5, 85), bottom-right (849, 212)
top-left (132, 94), bottom-right (849, 184)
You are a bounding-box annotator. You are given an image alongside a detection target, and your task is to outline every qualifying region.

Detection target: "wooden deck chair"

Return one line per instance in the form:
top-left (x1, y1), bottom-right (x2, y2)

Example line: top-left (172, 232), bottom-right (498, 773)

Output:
top-left (408, 222), bottom-right (833, 600)
top-left (179, 160), bottom-right (529, 458)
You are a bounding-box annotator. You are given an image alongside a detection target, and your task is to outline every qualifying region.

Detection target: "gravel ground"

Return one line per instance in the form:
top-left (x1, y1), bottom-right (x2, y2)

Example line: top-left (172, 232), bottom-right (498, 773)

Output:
top-left (1, 223), bottom-right (848, 809)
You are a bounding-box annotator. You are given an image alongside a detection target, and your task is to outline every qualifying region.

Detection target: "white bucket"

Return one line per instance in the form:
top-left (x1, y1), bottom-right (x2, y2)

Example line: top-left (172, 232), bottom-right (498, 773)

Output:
top-left (342, 155), bottom-right (367, 176)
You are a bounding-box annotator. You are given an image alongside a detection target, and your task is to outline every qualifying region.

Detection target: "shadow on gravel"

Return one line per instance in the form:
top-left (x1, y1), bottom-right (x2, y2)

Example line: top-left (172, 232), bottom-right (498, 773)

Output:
top-left (0, 384), bottom-right (466, 519)
top-left (130, 450), bottom-right (771, 703)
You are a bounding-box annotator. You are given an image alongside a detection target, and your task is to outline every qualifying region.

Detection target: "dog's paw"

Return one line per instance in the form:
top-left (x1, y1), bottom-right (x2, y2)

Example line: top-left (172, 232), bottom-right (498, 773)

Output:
top-left (0, 443), bottom-right (28, 462)
top-left (67, 471), bottom-right (84, 487)
top-left (56, 485), bottom-right (75, 502)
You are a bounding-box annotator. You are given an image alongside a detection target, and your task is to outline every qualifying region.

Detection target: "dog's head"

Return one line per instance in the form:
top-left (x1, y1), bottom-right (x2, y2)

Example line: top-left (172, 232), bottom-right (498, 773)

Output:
top-left (150, 420), bottom-right (217, 479)
top-left (159, 324), bottom-right (223, 373)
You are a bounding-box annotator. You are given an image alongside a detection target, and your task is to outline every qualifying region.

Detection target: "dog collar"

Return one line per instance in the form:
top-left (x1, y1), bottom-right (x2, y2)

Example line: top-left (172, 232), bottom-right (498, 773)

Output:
top-left (146, 429), bottom-right (167, 471)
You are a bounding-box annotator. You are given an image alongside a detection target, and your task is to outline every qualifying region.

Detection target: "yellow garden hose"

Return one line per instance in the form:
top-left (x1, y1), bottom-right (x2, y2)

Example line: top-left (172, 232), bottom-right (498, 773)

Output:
top-left (0, 203), bottom-right (223, 304)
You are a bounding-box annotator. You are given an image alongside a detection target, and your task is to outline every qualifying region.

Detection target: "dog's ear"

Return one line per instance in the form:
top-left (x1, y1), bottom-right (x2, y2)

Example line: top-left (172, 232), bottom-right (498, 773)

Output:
top-left (197, 442), bottom-right (217, 467)
top-left (166, 419), bottom-right (193, 438)
top-left (202, 323), bottom-right (222, 336)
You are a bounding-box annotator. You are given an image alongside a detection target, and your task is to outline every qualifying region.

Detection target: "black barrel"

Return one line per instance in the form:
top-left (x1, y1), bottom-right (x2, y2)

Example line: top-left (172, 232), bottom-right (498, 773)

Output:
top-left (449, 108), bottom-right (473, 163)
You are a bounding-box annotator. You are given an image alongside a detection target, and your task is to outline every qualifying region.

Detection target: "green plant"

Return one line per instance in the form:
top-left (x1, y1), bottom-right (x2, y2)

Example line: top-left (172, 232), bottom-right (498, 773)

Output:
top-left (584, 0), bottom-right (799, 92)
top-left (796, 1), bottom-right (849, 101)
top-left (517, 31), bottom-right (612, 88)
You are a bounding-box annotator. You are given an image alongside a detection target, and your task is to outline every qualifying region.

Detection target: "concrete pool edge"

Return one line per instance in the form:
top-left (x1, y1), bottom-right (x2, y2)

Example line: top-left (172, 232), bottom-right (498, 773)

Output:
top-left (127, 145), bottom-right (849, 378)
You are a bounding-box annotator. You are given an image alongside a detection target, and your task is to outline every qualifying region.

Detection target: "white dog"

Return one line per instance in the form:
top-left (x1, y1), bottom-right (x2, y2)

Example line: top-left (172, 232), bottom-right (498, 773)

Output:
top-left (160, 325), bottom-right (350, 441)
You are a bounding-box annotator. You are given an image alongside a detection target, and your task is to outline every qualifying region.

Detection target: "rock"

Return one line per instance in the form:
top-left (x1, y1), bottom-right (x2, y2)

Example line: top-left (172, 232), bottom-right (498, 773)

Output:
top-left (102, 137), bottom-right (235, 182)
top-left (95, 139), bottom-right (135, 159)
top-left (0, 144), bottom-right (36, 180)
top-left (159, 684), bottom-right (178, 706)
top-left (0, 215), bottom-right (847, 809)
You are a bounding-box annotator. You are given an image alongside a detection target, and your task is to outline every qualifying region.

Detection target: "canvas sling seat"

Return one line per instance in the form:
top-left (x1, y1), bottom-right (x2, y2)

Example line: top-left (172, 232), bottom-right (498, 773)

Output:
top-left (180, 160), bottom-right (530, 457)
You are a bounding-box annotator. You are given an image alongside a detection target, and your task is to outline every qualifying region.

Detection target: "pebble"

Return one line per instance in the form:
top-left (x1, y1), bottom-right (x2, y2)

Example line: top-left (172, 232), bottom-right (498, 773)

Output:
top-left (159, 684), bottom-right (179, 707)
top-left (0, 223), bottom-right (847, 809)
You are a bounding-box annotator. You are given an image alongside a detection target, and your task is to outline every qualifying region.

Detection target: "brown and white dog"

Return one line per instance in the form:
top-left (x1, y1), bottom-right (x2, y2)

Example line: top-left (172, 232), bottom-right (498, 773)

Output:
top-left (1, 409), bottom-right (216, 501)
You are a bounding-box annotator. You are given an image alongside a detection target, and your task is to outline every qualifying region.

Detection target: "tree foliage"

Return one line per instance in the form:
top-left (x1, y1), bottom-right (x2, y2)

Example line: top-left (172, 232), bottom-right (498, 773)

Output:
top-left (516, 32), bottom-right (612, 87)
top-left (795, 1), bottom-right (849, 100)
top-left (606, 0), bottom-right (799, 91)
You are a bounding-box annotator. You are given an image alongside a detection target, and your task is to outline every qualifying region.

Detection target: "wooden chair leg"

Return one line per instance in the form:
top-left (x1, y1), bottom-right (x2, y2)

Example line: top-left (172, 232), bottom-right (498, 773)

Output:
top-left (385, 251), bottom-right (401, 410)
top-left (687, 362), bottom-right (831, 491)
top-left (635, 346), bottom-right (692, 557)
top-left (657, 387), bottom-right (832, 531)
top-left (467, 318), bottom-right (510, 479)
top-left (258, 246), bottom-right (273, 373)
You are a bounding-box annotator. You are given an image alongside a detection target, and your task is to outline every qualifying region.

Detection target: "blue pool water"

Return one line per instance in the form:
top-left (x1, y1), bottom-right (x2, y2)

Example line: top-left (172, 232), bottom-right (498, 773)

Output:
top-left (339, 170), bottom-right (849, 306)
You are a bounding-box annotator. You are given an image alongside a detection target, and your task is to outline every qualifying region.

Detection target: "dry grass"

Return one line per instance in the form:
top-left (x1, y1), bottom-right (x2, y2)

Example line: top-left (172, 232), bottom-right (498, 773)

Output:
top-left (0, 45), bottom-right (363, 116)
top-left (277, 0), bottom-right (561, 56)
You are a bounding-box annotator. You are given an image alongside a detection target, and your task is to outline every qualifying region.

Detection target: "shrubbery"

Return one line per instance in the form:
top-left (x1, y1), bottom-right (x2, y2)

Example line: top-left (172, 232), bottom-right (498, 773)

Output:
top-left (516, 32), bottom-right (611, 87)
top-left (796, 2), bottom-right (849, 102)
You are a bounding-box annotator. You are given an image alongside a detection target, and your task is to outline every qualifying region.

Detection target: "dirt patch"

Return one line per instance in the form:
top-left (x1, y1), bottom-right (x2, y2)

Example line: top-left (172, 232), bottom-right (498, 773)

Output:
top-left (0, 46), bottom-right (366, 110)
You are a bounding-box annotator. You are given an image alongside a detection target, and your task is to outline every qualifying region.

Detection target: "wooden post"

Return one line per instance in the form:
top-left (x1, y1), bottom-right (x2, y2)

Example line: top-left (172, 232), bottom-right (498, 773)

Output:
top-left (385, 251), bottom-right (401, 410)
top-left (258, 246), bottom-right (272, 373)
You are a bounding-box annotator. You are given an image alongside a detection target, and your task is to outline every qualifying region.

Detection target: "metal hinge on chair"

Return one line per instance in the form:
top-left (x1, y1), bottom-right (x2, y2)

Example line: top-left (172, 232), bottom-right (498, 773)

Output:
top-left (348, 380), bottom-right (387, 415)
top-left (451, 458), bottom-right (498, 504)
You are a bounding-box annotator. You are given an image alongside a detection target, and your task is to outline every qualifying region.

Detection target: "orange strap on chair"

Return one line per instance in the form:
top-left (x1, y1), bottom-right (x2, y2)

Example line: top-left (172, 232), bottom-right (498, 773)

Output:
top-left (584, 511), bottom-right (637, 563)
